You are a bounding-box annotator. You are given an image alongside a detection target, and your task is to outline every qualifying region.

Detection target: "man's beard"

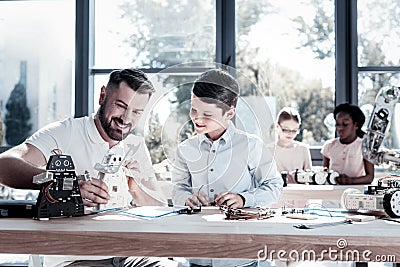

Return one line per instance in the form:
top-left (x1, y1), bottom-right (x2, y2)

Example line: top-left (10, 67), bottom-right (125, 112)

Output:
top-left (98, 104), bottom-right (133, 141)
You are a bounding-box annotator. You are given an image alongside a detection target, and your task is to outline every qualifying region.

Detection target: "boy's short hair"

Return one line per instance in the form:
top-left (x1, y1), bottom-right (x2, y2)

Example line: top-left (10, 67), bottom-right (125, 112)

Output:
top-left (192, 69), bottom-right (240, 111)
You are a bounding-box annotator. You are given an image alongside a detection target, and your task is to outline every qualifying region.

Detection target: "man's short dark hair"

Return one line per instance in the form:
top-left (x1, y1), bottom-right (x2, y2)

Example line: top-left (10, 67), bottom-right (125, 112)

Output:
top-left (107, 69), bottom-right (155, 97)
top-left (192, 69), bottom-right (240, 111)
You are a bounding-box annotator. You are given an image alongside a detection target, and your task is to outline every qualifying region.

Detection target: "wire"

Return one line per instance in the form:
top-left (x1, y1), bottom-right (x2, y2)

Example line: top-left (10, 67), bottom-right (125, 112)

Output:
top-left (44, 182), bottom-right (58, 203)
top-left (198, 184), bottom-right (205, 195)
top-left (94, 207), bottom-right (181, 219)
top-left (306, 211), bottom-right (346, 218)
top-left (302, 203), bottom-right (349, 218)
top-left (303, 203), bottom-right (333, 217)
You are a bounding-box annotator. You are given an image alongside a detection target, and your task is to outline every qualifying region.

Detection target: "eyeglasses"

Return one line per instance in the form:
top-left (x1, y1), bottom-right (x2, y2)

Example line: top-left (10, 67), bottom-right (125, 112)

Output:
top-left (278, 123), bottom-right (299, 134)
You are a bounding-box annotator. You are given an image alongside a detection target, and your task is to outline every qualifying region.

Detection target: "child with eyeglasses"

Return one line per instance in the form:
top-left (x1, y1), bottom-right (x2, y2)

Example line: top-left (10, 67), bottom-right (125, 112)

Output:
top-left (321, 103), bottom-right (374, 185)
top-left (268, 107), bottom-right (312, 184)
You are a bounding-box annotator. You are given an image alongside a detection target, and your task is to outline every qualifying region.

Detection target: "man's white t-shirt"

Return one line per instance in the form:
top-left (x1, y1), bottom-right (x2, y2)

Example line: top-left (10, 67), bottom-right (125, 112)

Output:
top-left (26, 114), bottom-right (161, 267)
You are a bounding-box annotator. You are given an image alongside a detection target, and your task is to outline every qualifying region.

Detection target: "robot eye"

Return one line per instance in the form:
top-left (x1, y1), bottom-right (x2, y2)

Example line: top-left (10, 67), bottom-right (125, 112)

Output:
top-left (377, 108), bottom-right (389, 120)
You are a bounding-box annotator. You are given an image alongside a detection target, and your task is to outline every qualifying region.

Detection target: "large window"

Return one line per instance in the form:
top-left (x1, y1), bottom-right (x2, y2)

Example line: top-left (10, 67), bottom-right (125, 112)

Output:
top-left (94, 0), bottom-right (216, 70)
top-left (0, 0), bottom-right (75, 147)
top-left (92, 0), bottom-right (216, 164)
top-left (0, 3), bottom-right (75, 263)
top-left (236, 0), bottom-right (335, 146)
top-left (2, 0), bottom-right (400, 157)
top-left (357, 0), bottom-right (400, 148)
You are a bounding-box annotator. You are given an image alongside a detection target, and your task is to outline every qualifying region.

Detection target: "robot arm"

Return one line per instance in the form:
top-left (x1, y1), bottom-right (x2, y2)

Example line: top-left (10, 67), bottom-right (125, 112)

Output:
top-left (362, 85), bottom-right (400, 166)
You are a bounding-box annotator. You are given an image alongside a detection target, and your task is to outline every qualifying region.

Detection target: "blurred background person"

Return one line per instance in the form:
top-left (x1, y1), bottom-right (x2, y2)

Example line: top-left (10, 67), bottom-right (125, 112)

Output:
top-left (321, 103), bottom-right (374, 185)
top-left (268, 107), bottom-right (312, 184)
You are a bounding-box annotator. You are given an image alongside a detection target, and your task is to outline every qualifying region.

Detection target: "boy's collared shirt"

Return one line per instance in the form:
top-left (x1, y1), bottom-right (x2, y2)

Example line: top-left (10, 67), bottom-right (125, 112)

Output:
top-left (172, 121), bottom-right (283, 208)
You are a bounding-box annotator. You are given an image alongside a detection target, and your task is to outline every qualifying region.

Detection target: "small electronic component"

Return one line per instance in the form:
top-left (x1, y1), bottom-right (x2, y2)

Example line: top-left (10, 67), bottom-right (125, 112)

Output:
top-left (219, 205), bottom-right (273, 220)
top-left (280, 207), bottom-right (318, 220)
top-left (178, 206), bottom-right (202, 214)
top-left (33, 154), bottom-right (84, 220)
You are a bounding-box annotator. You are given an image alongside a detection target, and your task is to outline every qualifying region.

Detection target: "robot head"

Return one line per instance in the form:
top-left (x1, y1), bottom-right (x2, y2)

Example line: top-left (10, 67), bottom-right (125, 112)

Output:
top-left (102, 154), bottom-right (123, 167)
top-left (46, 155), bottom-right (75, 171)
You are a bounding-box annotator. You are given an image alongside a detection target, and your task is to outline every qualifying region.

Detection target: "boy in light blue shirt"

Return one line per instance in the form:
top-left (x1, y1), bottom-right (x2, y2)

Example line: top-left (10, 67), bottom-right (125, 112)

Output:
top-left (172, 69), bottom-right (282, 267)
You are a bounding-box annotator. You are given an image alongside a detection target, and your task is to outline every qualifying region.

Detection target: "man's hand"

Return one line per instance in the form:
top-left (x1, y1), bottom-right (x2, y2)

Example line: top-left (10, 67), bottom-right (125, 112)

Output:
top-left (78, 178), bottom-right (110, 207)
top-left (214, 191), bottom-right (244, 209)
top-left (185, 191), bottom-right (211, 208)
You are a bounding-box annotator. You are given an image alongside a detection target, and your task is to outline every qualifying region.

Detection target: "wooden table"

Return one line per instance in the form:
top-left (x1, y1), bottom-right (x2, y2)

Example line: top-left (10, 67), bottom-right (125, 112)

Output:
top-left (0, 207), bottom-right (399, 263)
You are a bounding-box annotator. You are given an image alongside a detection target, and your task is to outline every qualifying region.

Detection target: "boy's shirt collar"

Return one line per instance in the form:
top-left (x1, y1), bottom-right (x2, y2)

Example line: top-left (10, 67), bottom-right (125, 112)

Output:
top-left (198, 121), bottom-right (235, 146)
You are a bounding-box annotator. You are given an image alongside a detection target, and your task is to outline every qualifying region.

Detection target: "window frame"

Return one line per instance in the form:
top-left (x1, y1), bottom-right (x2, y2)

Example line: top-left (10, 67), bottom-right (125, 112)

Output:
top-left (14, 0), bottom-right (389, 116)
top-left (1, 0), bottom-right (395, 118)
top-left (75, 0), bottom-right (235, 115)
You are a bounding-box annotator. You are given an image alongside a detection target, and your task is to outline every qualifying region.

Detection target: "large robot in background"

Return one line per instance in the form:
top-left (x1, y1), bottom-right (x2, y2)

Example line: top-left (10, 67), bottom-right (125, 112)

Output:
top-left (342, 86), bottom-right (400, 217)
top-left (362, 85), bottom-right (400, 166)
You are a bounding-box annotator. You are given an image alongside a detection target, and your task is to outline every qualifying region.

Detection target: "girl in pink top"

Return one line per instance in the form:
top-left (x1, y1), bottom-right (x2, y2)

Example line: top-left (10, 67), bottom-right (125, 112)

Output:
top-left (321, 103), bottom-right (374, 185)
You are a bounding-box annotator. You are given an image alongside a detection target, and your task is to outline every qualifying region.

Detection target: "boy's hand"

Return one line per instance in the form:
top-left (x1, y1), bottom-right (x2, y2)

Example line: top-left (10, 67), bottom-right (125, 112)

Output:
top-left (123, 159), bottom-right (141, 192)
top-left (78, 178), bottom-right (110, 207)
top-left (185, 191), bottom-right (210, 208)
top-left (214, 191), bottom-right (244, 209)
top-left (123, 159), bottom-right (141, 177)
